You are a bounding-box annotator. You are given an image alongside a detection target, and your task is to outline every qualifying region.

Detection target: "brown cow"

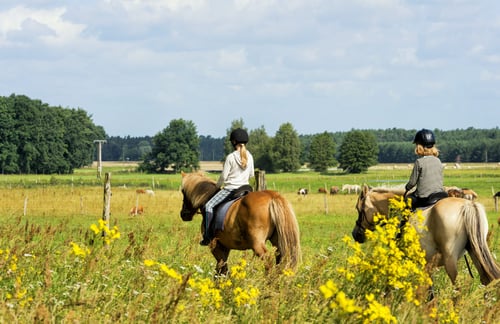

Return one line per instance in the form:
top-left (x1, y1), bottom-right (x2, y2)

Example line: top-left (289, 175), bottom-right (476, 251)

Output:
top-left (130, 205), bottom-right (144, 216)
top-left (462, 188), bottom-right (478, 200)
top-left (446, 187), bottom-right (478, 200)
top-left (447, 188), bottom-right (464, 198)
top-left (330, 186), bottom-right (339, 195)
top-left (318, 187), bottom-right (327, 194)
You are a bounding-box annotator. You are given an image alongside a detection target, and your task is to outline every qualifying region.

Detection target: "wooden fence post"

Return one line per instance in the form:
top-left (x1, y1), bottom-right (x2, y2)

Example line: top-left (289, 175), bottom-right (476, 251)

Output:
top-left (102, 172), bottom-right (112, 238)
top-left (323, 183), bottom-right (328, 215)
top-left (24, 197), bottom-right (28, 216)
top-left (255, 170), bottom-right (267, 191)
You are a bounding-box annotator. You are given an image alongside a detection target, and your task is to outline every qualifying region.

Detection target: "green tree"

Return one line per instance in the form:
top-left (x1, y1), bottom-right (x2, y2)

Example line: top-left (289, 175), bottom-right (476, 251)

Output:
top-left (248, 126), bottom-right (273, 171)
top-left (0, 94), bottom-right (104, 174)
top-left (271, 123), bottom-right (301, 172)
top-left (0, 97), bottom-right (19, 173)
top-left (298, 135), bottom-right (313, 165)
top-left (139, 119), bottom-right (199, 173)
top-left (338, 130), bottom-right (378, 173)
top-left (62, 108), bottom-right (106, 171)
top-left (309, 132), bottom-right (336, 172)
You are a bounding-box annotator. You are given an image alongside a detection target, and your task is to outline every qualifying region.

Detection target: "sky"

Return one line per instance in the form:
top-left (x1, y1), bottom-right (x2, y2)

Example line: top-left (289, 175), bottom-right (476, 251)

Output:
top-left (1, 1), bottom-right (499, 138)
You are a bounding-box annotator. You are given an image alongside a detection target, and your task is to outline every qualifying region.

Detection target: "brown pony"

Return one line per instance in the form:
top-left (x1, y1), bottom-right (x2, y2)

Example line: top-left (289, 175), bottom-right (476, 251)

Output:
top-left (352, 185), bottom-right (500, 285)
top-left (180, 171), bottom-right (301, 275)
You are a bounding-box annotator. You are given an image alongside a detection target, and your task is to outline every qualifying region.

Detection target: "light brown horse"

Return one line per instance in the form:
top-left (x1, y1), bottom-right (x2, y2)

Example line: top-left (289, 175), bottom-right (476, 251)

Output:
top-left (352, 185), bottom-right (500, 285)
top-left (180, 171), bottom-right (301, 275)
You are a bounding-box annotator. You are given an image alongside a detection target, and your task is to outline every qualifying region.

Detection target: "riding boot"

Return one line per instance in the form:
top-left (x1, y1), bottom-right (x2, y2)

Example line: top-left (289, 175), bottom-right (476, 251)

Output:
top-left (200, 211), bottom-right (213, 246)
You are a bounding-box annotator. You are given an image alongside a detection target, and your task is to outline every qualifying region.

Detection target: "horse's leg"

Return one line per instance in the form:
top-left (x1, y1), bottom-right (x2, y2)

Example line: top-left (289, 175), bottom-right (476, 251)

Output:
top-left (269, 232), bottom-right (281, 265)
top-left (211, 243), bottom-right (230, 276)
top-left (443, 255), bottom-right (458, 285)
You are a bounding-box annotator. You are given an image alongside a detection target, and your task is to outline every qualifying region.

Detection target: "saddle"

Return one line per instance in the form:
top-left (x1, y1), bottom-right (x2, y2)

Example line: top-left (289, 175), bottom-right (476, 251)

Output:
top-left (408, 191), bottom-right (449, 210)
top-left (206, 185), bottom-right (254, 236)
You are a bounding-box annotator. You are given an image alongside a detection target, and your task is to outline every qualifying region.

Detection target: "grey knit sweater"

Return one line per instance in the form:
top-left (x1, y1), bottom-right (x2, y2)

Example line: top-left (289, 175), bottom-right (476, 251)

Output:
top-left (405, 155), bottom-right (444, 198)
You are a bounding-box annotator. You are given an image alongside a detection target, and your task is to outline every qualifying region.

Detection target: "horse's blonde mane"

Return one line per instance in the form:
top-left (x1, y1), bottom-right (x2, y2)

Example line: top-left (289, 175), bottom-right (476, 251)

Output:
top-left (370, 186), bottom-right (406, 195)
top-left (182, 172), bottom-right (217, 208)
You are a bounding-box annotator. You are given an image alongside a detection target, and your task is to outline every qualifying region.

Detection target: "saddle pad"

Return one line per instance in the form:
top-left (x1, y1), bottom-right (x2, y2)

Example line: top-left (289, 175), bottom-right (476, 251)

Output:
top-left (214, 197), bottom-right (242, 232)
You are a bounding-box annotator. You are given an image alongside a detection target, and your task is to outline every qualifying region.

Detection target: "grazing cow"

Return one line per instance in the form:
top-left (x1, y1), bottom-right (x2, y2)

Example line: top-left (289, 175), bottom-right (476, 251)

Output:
top-left (447, 187), bottom-right (464, 198)
top-left (297, 188), bottom-right (308, 196)
top-left (446, 187), bottom-right (478, 200)
top-left (318, 187), bottom-right (327, 194)
top-left (462, 188), bottom-right (478, 200)
top-left (330, 186), bottom-right (339, 195)
top-left (130, 205), bottom-right (144, 216)
top-left (136, 189), bottom-right (146, 194)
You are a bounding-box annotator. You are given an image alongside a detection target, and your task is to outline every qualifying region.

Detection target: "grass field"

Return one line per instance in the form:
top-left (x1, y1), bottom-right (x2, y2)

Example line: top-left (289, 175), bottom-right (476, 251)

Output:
top-left (0, 163), bottom-right (499, 323)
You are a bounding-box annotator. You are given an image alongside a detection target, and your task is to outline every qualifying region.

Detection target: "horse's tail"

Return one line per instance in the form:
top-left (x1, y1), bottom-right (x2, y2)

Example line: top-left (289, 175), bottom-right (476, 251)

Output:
top-left (269, 195), bottom-right (302, 271)
top-left (462, 200), bottom-right (500, 285)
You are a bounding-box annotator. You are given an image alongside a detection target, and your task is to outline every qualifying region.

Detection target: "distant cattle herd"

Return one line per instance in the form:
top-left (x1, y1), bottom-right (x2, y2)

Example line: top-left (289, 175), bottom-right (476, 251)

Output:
top-left (297, 184), bottom-right (483, 202)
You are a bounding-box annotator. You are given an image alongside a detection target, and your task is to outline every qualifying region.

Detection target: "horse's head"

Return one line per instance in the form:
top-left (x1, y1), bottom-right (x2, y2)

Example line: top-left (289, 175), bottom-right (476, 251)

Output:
top-left (179, 171), bottom-right (217, 222)
top-left (352, 184), bottom-right (378, 243)
top-left (352, 185), bottom-right (405, 243)
top-left (180, 189), bottom-right (197, 221)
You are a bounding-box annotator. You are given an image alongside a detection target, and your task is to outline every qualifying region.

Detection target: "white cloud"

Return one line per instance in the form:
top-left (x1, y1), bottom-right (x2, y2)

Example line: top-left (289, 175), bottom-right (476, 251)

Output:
top-left (1, 1), bottom-right (500, 137)
top-left (0, 6), bottom-right (86, 45)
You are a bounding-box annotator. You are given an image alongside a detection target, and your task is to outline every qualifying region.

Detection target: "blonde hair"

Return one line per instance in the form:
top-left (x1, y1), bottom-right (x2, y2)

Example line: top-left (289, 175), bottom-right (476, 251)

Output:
top-left (415, 144), bottom-right (439, 157)
top-left (238, 143), bottom-right (248, 168)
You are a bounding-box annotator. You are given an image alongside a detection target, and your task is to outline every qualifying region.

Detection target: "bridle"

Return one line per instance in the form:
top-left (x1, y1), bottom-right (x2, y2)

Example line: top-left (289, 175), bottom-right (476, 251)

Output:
top-left (180, 190), bottom-right (199, 221)
top-left (355, 209), bottom-right (377, 233)
top-left (354, 194), bottom-right (376, 232)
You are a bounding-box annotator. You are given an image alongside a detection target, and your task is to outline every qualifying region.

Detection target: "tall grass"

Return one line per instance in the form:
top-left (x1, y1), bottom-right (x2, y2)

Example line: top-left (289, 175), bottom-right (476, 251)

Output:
top-left (0, 164), bottom-right (499, 322)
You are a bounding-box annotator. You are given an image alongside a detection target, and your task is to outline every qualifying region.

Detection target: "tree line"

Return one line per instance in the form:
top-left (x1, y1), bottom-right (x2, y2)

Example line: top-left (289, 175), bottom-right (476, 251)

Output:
top-left (105, 126), bottom-right (500, 167)
top-left (135, 118), bottom-right (499, 174)
top-left (1, 95), bottom-right (498, 174)
top-left (0, 94), bottom-right (105, 174)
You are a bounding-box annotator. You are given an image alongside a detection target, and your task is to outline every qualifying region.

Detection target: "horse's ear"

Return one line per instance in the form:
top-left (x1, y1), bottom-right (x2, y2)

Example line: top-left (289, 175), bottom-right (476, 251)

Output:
top-left (181, 171), bottom-right (186, 177)
top-left (362, 184), bottom-right (370, 195)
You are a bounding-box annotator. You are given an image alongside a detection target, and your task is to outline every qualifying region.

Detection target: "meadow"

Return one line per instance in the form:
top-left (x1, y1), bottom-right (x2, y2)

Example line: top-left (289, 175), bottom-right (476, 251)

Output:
top-left (0, 162), bottom-right (499, 323)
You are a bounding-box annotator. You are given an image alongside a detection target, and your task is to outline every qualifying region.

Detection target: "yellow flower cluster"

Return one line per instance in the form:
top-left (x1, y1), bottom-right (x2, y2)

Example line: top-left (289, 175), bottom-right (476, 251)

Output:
top-left (233, 285), bottom-right (260, 307)
top-left (319, 280), bottom-right (396, 323)
top-left (188, 277), bottom-right (223, 309)
top-left (428, 299), bottom-right (459, 324)
top-left (144, 257), bottom-right (262, 311)
top-left (70, 242), bottom-right (90, 258)
top-left (347, 197), bottom-right (432, 305)
top-left (282, 268), bottom-right (295, 277)
top-left (144, 259), bottom-right (223, 309)
top-left (363, 294), bottom-right (397, 324)
top-left (319, 197), bottom-right (433, 322)
top-left (90, 219), bottom-right (121, 245)
top-left (143, 259), bottom-right (183, 283)
top-left (0, 249), bottom-right (33, 308)
top-left (230, 258), bottom-right (247, 280)
top-left (319, 280), bottom-right (361, 314)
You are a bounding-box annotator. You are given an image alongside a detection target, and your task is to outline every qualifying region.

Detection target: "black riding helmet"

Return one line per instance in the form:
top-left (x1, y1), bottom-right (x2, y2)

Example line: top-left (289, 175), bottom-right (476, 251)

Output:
top-left (230, 128), bottom-right (249, 147)
top-left (413, 129), bottom-right (435, 148)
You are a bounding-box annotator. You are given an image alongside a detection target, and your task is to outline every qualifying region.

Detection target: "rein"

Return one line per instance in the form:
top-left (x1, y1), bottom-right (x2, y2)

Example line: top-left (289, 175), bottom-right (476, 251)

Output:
top-left (464, 254), bottom-right (474, 279)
